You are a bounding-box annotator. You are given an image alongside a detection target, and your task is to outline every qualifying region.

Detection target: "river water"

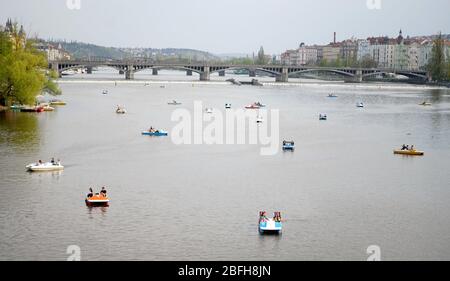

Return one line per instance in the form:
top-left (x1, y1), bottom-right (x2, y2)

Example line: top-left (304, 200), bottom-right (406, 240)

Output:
top-left (1, 69), bottom-right (450, 260)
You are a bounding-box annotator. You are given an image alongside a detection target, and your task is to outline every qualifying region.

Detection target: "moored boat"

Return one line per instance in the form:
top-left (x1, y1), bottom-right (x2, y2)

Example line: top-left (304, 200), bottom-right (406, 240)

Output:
top-left (205, 108), bottom-right (213, 114)
top-left (10, 105), bottom-right (24, 110)
top-left (419, 101), bottom-right (432, 106)
top-left (42, 105), bottom-right (55, 111)
top-left (168, 100), bottom-right (182, 105)
top-left (20, 106), bottom-right (44, 112)
top-left (225, 103), bottom-right (231, 109)
top-left (328, 93), bottom-right (338, 98)
top-left (50, 100), bottom-right (66, 106)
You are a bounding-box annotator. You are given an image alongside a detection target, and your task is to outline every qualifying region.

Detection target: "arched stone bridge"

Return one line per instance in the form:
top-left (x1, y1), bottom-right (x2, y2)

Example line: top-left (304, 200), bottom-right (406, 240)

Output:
top-left (49, 60), bottom-right (429, 82)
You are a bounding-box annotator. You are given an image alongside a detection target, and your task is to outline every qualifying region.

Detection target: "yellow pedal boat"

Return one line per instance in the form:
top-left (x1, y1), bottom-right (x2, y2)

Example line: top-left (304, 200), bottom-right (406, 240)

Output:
top-left (393, 149), bottom-right (424, 156)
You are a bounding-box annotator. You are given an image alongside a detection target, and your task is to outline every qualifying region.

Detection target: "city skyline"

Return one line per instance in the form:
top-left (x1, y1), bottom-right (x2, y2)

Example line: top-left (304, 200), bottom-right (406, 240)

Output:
top-left (1, 0), bottom-right (449, 54)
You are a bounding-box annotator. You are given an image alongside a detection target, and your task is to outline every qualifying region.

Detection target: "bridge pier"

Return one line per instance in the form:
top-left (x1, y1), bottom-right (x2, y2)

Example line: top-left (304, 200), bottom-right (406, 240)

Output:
top-left (275, 67), bottom-right (288, 82)
top-left (152, 68), bottom-right (158, 75)
top-left (186, 70), bottom-right (193, 76)
top-left (219, 70), bottom-right (225, 77)
top-left (200, 66), bottom-right (210, 81)
top-left (345, 69), bottom-right (363, 83)
top-left (125, 69), bottom-right (134, 80)
top-left (249, 70), bottom-right (256, 77)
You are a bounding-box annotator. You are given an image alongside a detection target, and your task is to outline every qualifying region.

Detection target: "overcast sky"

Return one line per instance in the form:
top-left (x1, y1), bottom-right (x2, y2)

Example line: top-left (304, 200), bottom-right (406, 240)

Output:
top-left (1, 0), bottom-right (449, 54)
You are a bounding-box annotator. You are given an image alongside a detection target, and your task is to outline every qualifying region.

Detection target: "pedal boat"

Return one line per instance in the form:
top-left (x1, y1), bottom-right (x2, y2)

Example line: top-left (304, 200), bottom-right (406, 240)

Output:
top-left (282, 141), bottom-right (295, 150)
top-left (85, 194), bottom-right (109, 207)
top-left (259, 212), bottom-right (282, 234)
top-left (393, 149), bottom-right (424, 156)
top-left (141, 130), bottom-right (168, 136)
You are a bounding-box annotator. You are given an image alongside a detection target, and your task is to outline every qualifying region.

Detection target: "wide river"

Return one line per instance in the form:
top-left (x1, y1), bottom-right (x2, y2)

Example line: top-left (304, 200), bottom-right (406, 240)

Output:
top-left (1, 69), bottom-right (450, 260)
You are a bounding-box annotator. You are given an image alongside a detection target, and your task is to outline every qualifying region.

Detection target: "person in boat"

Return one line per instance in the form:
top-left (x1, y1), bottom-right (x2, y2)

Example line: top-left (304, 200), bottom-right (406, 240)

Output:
top-left (149, 126), bottom-right (154, 133)
top-left (57, 159), bottom-right (61, 165)
top-left (273, 213), bottom-right (281, 222)
top-left (410, 145), bottom-right (414, 151)
top-left (260, 211), bottom-right (268, 222)
top-left (87, 188), bottom-right (93, 198)
top-left (401, 144), bottom-right (407, 150)
top-left (100, 187), bottom-right (107, 197)
top-left (51, 157), bottom-right (55, 164)
top-left (38, 160), bottom-right (43, 165)
top-left (283, 141), bottom-right (286, 146)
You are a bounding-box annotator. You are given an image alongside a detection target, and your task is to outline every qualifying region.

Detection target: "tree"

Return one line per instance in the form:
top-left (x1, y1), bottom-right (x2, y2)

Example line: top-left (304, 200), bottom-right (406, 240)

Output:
top-left (256, 46), bottom-right (266, 65)
top-left (427, 33), bottom-right (447, 81)
top-left (0, 20), bottom-right (60, 106)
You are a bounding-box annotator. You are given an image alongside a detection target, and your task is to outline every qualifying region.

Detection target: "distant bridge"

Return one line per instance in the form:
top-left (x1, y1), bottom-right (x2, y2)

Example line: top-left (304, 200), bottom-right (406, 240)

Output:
top-left (49, 59), bottom-right (429, 82)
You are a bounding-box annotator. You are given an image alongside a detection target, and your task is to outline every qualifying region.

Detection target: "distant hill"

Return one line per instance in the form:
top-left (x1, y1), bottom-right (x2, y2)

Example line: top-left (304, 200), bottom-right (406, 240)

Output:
top-left (45, 40), bottom-right (219, 61)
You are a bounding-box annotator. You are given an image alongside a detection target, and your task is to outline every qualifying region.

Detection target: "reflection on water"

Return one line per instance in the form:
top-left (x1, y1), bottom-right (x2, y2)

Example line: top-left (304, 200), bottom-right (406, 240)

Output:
top-left (0, 111), bottom-right (40, 152)
top-left (86, 206), bottom-right (109, 218)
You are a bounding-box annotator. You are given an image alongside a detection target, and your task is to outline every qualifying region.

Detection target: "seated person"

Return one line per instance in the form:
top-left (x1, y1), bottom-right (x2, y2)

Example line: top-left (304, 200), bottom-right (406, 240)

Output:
top-left (87, 188), bottom-right (93, 198)
top-left (100, 187), bottom-right (107, 197)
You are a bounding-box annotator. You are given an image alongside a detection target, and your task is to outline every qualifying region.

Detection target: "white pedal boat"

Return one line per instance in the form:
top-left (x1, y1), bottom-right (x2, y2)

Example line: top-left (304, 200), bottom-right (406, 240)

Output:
top-left (26, 162), bottom-right (64, 172)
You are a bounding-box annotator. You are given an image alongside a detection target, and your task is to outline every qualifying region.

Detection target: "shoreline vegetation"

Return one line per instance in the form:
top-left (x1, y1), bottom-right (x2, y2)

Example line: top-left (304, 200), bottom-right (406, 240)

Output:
top-left (0, 20), bottom-right (60, 107)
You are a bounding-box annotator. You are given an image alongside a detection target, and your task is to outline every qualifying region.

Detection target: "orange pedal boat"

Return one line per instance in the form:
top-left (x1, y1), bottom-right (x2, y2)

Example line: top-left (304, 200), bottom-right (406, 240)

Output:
top-left (85, 194), bottom-right (109, 207)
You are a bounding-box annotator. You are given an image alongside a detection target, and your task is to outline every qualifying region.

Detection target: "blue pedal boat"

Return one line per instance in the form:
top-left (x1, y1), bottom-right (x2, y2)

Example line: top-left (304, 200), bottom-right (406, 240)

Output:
top-left (141, 130), bottom-right (168, 136)
top-left (259, 211), bottom-right (282, 234)
top-left (282, 141), bottom-right (295, 150)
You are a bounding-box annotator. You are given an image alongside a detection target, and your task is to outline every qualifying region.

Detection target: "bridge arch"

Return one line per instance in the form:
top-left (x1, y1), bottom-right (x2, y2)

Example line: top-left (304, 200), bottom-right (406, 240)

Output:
top-left (58, 63), bottom-right (126, 73)
top-left (208, 66), bottom-right (282, 76)
top-left (287, 68), bottom-right (355, 78)
top-left (133, 65), bottom-right (203, 74)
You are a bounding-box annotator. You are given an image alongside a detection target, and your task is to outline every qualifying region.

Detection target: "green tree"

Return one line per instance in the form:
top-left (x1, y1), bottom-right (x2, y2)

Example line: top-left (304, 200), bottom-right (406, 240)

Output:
top-left (256, 46), bottom-right (267, 65)
top-left (319, 59), bottom-right (328, 67)
top-left (427, 33), bottom-right (447, 81)
top-left (0, 21), bottom-right (60, 106)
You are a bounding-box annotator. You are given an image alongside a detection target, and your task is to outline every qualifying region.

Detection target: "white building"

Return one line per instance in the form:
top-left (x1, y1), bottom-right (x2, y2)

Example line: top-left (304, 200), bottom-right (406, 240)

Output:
top-left (281, 43), bottom-right (318, 66)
